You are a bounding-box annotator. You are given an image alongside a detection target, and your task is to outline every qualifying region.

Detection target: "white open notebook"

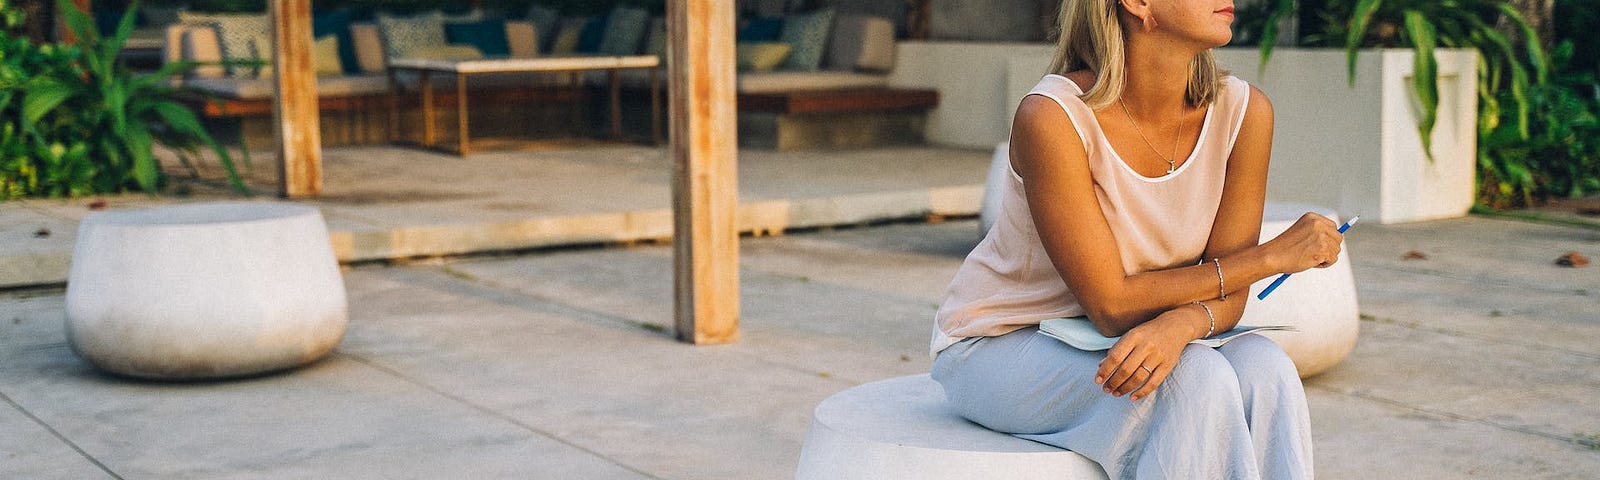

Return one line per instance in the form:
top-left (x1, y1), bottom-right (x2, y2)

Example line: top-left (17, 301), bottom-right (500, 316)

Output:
top-left (1038, 317), bottom-right (1296, 352)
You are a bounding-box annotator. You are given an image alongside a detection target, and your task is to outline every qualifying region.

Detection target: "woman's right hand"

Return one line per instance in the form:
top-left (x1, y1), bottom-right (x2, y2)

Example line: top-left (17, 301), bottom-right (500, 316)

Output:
top-left (1265, 213), bottom-right (1345, 274)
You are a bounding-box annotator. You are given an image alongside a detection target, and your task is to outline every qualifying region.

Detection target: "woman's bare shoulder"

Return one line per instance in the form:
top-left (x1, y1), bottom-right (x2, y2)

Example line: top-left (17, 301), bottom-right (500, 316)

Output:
top-left (1063, 70), bottom-right (1097, 91)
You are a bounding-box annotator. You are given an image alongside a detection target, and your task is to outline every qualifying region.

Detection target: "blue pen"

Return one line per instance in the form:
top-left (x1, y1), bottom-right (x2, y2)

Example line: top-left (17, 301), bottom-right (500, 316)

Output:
top-left (1256, 215), bottom-right (1360, 300)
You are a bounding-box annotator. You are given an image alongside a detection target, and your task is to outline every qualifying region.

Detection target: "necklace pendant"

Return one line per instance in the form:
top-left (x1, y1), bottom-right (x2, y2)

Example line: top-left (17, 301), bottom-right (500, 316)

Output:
top-left (1166, 161), bottom-right (1177, 174)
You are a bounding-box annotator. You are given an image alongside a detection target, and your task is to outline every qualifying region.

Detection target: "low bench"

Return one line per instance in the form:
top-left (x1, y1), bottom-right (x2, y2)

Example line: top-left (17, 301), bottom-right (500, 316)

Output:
top-left (736, 88), bottom-right (940, 150)
top-left (796, 374), bottom-right (1109, 479)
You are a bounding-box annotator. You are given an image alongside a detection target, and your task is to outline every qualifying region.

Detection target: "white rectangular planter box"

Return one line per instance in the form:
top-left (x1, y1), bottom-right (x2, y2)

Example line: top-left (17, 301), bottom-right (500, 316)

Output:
top-left (890, 42), bottom-right (1479, 224)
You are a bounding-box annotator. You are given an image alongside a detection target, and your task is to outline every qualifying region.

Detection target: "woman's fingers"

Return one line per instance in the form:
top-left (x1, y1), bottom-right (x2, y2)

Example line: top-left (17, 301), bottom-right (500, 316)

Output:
top-left (1095, 340), bottom-right (1135, 385)
top-left (1128, 363), bottom-right (1172, 401)
top-left (1107, 357), bottom-right (1159, 397)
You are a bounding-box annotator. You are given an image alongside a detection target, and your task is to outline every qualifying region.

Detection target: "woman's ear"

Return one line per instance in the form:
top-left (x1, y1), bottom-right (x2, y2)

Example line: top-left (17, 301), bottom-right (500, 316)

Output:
top-left (1118, 0), bottom-right (1158, 32)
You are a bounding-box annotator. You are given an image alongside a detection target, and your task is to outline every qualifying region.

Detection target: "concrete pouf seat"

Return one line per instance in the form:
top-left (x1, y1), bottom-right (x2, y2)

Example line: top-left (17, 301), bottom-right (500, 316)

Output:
top-left (66, 202), bottom-right (348, 380)
top-left (980, 143), bottom-right (1359, 377)
top-left (796, 374), bottom-right (1109, 479)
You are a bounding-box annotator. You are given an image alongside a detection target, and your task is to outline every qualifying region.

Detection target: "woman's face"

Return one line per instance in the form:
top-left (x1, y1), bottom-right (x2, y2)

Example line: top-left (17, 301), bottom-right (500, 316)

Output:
top-left (1140, 0), bottom-right (1236, 48)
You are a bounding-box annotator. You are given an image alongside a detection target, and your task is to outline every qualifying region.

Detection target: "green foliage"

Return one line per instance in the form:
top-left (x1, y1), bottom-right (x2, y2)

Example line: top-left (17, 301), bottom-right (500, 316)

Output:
top-left (0, 0), bottom-right (244, 200)
top-left (1478, 41), bottom-right (1600, 208)
top-left (1257, 0), bottom-right (1548, 164)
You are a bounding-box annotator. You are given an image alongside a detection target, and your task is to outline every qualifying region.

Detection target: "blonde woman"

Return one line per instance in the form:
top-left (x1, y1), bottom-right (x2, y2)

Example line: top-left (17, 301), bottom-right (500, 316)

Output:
top-left (931, 0), bottom-right (1345, 478)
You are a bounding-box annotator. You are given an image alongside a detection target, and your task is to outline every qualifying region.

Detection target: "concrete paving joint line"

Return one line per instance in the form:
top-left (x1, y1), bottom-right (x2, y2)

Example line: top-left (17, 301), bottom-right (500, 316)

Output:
top-left (0, 389), bottom-right (125, 479)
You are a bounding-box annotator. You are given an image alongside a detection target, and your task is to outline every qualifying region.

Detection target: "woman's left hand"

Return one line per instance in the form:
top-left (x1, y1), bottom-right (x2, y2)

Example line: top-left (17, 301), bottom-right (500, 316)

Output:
top-left (1095, 306), bottom-right (1204, 401)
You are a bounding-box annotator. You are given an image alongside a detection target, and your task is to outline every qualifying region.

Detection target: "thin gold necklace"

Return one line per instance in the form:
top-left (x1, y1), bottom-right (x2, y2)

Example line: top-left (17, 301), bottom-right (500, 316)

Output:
top-left (1118, 97), bottom-right (1184, 174)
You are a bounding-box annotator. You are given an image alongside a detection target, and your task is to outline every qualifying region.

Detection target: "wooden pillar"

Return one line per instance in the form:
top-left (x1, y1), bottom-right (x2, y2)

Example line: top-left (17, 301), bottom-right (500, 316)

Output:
top-left (270, 0), bottom-right (323, 197)
top-left (668, 0), bottom-right (740, 344)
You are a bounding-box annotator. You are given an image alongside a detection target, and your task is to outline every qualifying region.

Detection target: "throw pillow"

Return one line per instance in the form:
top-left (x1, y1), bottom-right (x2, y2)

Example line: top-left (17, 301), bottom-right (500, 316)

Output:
top-left (524, 5), bottom-right (560, 52)
top-left (178, 11), bottom-right (271, 77)
top-left (737, 17), bottom-right (783, 42)
top-left (779, 8), bottom-right (834, 71)
top-left (550, 17), bottom-right (589, 55)
top-left (598, 6), bottom-right (649, 56)
top-left (575, 16), bottom-right (608, 53)
top-left (445, 19), bottom-right (510, 57)
top-left (312, 9), bottom-right (360, 74)
top-left (376, 11), bottom-right (447, 60)
top-left (736, 42), bottom-right (792, 72)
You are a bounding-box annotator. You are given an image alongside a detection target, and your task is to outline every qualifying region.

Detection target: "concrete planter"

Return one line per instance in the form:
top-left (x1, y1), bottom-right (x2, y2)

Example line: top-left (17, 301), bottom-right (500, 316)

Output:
top-left (889, 42), bottom-right (1478, 224)
top-left (65, 203), bottom-right (348, 380)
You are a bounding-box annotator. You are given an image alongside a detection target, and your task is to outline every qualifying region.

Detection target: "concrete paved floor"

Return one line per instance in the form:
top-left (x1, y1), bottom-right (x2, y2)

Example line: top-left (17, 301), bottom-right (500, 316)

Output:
top-left (2, 215), bottom-right (1597, 479)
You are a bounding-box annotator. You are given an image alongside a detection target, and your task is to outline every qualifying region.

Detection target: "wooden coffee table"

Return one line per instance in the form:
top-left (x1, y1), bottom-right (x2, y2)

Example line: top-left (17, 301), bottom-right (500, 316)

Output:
top-left (388, 55), bottom-right (662, 155)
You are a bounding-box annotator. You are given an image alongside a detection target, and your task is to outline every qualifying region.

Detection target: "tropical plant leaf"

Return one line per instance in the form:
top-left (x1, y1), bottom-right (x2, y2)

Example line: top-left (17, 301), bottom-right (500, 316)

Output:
top-left (1493, 2), bottom-right (1548, 85)
top-left (125, 123), bottom-right (158, 193)
top-left (1346, 0), bottom-right (1385, 85)
top-left (1257, 0), bottom-right (1297, 67)
top-left (20, 78), bottom-right (74, 127)
top-left (1403, 9), bottom-right (1439, 161)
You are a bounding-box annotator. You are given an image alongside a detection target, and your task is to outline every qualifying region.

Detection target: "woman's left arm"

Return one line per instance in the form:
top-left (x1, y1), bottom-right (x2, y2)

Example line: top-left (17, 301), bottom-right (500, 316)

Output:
top-left (1103, 85), bottom-right (1276, 401)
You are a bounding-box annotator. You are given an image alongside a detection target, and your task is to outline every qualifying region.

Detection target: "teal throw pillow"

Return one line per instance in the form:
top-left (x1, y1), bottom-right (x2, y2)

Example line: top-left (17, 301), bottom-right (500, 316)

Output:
top-left (446, 19), bottom-right (510, 57)
top-left (779, 8), bottom-right (834, 71)
top-left (737, 17), bottom-right (784, 42)
top-left (598, 6), bottom-right (649, 56)
top-left (525, 5), bottom-right (560, 51)
top-left (575, 16), bottom-right (608, 53)
top-left (312, 9), bottom-right (358, 74)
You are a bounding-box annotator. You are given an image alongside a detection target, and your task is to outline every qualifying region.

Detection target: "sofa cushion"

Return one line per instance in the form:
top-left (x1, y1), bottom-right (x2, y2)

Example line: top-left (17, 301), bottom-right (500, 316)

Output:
top-left (828, 15), bottom-right (896, 73)
top-left (737, 42), bottom-right (792, 72)
top-left (377, 11), bottom-right (447, 60)
top-left (599, 6), bottom-right (649, 56)
top-left (249, 33), bottom-right (344, 78)
top-left (737, 71), bottom-right (888, 94)
top-left (446, 19), bottom-right (510, 57)
top-left (408, 44), bottom-right (485, 61)
top-left (185, 74), bottom-right (391, 100)
top-left (779, 8), bottom-right (834, 71)
top-left (178, 11), bottom-right (271, 77)
top-left (737, 17), bottom-right (784, 42)
top-left (550, 17), bottom-right (588, 55)
top-left (180, 26), bottom-right (226, 79)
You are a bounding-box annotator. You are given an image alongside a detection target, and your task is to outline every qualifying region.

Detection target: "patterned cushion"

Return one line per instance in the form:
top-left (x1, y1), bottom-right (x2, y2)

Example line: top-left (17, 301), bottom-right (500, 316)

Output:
top-left (445, 19), bottom-right (510, 57)
top-left (779, 8), bottom-right (834, 71)
top-left (178, 11), bottom-right (271, 77)
top-left (376, 11), bottom-right (447, 60)
top-left (736, 42), bottom-right (791, 72)
top-left (599, 6), bottom-right (649, 55)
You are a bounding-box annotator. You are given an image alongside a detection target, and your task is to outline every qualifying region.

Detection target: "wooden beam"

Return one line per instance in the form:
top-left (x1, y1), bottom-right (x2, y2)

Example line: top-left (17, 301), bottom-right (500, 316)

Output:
top-left (668, 0), bottom-right (740, 345)
top-left (270, 0), bottom-right (323, 198)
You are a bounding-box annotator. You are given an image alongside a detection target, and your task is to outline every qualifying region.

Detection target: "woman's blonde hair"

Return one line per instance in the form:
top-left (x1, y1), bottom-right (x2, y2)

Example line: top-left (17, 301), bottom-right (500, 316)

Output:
top-left (1048, 0), bottom-right (1223, 109)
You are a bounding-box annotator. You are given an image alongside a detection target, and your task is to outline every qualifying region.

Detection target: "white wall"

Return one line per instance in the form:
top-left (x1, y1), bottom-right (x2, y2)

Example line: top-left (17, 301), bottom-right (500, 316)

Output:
top-left (889, 42), bottom-right (1478, 223)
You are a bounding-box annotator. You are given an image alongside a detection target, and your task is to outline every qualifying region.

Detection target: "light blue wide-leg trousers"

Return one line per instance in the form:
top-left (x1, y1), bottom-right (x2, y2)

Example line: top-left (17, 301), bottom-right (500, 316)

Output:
top-left (932, 327), bottom-right (1313, 479)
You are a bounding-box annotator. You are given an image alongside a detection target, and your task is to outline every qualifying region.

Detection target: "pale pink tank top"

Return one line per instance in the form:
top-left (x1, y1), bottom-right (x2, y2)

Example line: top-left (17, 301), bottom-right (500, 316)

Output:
top-left (931, 74), bottom-right (1253, 355)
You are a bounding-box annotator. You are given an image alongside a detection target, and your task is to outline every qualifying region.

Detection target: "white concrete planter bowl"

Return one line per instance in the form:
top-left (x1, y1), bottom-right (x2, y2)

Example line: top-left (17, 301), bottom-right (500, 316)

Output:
top-left (66, 202), bottom-right (348, 380)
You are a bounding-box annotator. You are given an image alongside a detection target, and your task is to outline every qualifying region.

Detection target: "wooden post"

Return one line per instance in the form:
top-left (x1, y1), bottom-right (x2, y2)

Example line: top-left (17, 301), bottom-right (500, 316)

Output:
top-left (668, 0), bottom-right (740, 344)
top-left (270, 0), bottom-right (322, 197)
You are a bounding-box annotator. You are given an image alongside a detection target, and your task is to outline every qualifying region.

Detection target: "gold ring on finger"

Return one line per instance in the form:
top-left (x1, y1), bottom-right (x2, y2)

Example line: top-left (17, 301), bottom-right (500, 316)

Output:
top-left (1140, 365), bottom-right (1154, 375)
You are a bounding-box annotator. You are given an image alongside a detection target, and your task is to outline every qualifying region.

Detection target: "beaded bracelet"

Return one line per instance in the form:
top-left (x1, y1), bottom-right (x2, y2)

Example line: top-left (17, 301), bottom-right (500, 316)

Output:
top-left (1212, 258), bottom-right (1227, 301)
top-left (1192, 301), bottom-right (1216, 339)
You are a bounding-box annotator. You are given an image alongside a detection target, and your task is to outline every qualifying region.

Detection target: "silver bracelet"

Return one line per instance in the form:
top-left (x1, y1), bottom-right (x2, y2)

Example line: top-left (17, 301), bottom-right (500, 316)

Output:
top-left (1212, 258), bottom-right (1227, 300)
top-left (1192, 301), bottom-right (1216, 338)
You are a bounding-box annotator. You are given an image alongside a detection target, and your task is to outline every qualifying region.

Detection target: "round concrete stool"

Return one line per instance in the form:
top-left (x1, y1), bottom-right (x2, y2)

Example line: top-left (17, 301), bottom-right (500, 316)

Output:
top-left (796, 374), bottom-right (1108, 479)
top-left (66, 202), bottom-right (348, 380)
top-left (1240, 203), bottom-right (1360, 378)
